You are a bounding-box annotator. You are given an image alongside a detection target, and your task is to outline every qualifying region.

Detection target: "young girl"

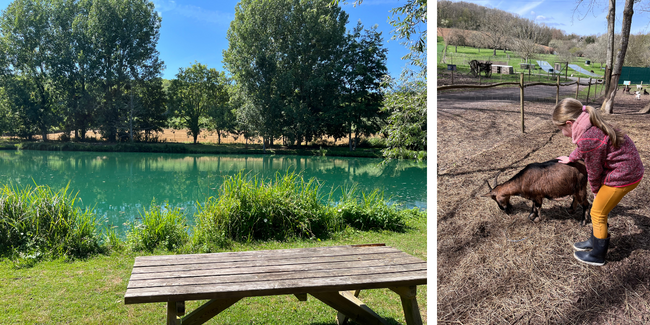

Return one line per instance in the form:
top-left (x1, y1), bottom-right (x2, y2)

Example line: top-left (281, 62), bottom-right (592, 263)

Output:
top-left (552, 98), bottom-right (644, 266)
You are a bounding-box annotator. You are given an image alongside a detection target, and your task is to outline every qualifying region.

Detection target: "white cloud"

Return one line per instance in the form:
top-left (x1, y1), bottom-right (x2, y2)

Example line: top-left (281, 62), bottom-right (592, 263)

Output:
top-left (152, 0), bottom-right (233, 26)
top-left (512, 1), bottom-right (544, 16)
top-left (536, 15), bottom-right (548, 21)
top-left (531, 11), bottom-right (536, 16)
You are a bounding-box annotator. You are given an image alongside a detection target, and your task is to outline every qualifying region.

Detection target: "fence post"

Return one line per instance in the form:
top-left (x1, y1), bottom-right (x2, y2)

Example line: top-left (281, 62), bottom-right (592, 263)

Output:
top-left (575, 77), bottom-right (580, 99)
top-left (520, 73), bottom-right (525, 133)
top-left (556, 75), bottom-right (560, 105)
top-left (586, 78), bottom-right (592, 104)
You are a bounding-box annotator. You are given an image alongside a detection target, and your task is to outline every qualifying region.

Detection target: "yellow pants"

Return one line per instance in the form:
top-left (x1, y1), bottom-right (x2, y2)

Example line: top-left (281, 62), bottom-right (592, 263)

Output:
top-left (591, 182), bottom-right (640, 239)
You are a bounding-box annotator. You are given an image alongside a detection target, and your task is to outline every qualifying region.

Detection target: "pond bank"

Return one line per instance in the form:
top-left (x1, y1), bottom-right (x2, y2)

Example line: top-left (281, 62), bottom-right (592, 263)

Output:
top-left (0, 141), bottom-right (384, 158)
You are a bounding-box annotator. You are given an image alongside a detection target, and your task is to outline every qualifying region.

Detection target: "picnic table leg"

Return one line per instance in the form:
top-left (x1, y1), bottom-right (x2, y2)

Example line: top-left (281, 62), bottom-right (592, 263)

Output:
top-left (336, 290), bottom-right (361, 325)
top-left (179, 297), bottom-right (241, 325)
top-left (390, 286), bottom-right (423, 325)
top-left (167, 301), bottom-right (181, 325)
top-left (310, 291), bottom-right (388, 325)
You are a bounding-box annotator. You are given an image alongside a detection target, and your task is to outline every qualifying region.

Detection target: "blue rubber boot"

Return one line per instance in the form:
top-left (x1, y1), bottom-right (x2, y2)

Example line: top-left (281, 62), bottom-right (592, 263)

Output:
top-left (573, 234), bottom-right (609, 266)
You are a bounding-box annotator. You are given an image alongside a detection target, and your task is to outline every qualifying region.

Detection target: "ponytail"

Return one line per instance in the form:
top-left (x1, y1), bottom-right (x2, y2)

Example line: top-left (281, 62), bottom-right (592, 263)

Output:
top-left (552, 98), bottom-right (625, 148)
top-left (583, 105), bottom-right (625, 148)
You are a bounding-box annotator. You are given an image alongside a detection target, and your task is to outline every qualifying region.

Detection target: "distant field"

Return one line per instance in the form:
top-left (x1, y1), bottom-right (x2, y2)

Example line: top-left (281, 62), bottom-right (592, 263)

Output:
top-left (12, 129), bottom-right (358, 147)
top-left (437, 33), bottom-right (604, 81)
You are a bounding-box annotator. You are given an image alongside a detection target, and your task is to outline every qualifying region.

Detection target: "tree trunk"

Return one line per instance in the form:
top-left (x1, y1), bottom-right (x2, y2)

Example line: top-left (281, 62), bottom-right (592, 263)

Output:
top-left (605, 0), bottom-right (615, 94)
top-left (129, 85), bottom-right (134, 143)
top-left (493, 48), bottom-right (497, 56)
top-left (348, 122), bottom-right (353, 151)
top-left (217, 131), bottom-right (221, 144)
top-left (601, 0), bottom-right (634, 115)
top-left (639, 101), bottom-right (650, 114)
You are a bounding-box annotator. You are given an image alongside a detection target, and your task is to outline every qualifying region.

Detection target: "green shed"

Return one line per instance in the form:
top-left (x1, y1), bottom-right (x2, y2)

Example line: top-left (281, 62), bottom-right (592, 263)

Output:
top-left (618, 67), bottom-right (650, 84)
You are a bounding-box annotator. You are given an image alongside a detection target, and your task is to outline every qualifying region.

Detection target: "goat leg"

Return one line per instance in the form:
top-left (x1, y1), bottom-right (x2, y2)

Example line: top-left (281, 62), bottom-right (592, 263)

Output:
top-left (533, 201), bottom-right (543, 222)
top-left (528, 201), bottom-right (537, 221)
top-left (567, 196), bottom-right (577, 214)
top-left (581, 203), bottom-right (591, 227)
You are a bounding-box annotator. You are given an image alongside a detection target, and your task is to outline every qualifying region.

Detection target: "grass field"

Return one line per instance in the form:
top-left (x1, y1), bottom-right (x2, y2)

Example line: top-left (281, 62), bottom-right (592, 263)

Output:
top-left (0, 218), bottom-right (427, 324)
top-left (437, 35), bottom-right (605, 84)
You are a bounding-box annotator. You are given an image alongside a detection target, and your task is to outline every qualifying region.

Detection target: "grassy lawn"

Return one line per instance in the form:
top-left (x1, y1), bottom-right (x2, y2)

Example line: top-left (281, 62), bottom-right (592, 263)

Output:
top-left (0, 218), bottom-right (427, 324)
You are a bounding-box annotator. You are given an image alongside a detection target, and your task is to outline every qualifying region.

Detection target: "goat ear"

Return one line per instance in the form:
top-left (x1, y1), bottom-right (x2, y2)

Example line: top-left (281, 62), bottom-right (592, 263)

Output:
top-left (480, 192), bottom-right (491, 198)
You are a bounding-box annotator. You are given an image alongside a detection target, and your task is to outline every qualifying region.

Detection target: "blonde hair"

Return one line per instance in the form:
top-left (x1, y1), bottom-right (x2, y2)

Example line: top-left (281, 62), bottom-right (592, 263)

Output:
top-left (552, 98), bottom-right (625, 148)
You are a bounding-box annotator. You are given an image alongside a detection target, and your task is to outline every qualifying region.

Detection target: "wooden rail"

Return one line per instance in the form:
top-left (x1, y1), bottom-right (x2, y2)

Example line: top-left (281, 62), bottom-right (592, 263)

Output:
top-left (438, 74), bottom-right (605, 134)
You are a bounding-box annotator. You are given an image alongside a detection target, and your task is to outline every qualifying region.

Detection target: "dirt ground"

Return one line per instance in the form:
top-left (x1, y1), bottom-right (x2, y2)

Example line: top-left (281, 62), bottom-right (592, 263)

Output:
top-left (437, 81), bottom-right (650, 324)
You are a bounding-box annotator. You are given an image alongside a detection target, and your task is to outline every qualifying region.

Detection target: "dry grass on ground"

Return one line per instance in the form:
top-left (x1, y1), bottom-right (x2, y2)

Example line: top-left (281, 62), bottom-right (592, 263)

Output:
top-left (438, 90), bottom-right (650, 324)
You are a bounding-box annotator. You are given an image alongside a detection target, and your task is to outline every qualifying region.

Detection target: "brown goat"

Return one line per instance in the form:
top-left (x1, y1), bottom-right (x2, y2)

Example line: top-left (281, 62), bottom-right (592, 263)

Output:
top-left (481, 159), bottom-right (590, 225)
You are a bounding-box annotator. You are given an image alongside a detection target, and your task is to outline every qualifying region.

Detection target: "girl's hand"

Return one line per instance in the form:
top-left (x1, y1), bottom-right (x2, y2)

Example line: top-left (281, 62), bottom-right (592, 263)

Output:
top-left (556, 156), bottom-right (571, 164)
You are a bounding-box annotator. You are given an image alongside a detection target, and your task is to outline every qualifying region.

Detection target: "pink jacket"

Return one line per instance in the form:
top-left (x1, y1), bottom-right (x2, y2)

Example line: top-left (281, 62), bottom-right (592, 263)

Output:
top-left (568, 116), bottom-right (644, 194)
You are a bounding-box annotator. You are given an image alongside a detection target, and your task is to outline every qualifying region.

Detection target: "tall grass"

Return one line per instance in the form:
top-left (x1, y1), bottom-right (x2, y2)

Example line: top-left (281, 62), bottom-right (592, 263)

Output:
top-left (192, 171), bottom-right (335, 251)
top-left (0, 173), bottom-right (425, 263)
top-left (335, 185), bottom-right (409, 232)
top-left (191, 170), bottom-right (425, 252)
top-left (127, 201), bottom-right (189, 252)
top-left (0, 183), bottom-right (100, 263)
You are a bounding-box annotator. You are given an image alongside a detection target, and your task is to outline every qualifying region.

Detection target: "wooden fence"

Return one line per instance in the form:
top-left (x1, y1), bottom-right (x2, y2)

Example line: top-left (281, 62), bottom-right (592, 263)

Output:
top-left (437, 74), bottom-right (604, 133)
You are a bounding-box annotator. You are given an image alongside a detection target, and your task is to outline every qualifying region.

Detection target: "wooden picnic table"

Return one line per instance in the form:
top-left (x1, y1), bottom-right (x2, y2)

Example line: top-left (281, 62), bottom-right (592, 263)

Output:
top-left (124, 244), bottom-right (427, 325)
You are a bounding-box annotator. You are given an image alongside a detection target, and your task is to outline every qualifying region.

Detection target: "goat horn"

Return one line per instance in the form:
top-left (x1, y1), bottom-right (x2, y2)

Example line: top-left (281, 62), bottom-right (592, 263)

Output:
top-left (486, 180), bottom-right (493, 191)
top-left (493, 170), bottom-right (502, 188)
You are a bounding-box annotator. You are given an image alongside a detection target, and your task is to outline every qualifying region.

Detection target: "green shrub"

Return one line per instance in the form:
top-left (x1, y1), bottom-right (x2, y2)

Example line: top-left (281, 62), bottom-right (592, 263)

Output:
top-left (0, 183), bottom-right (101, 261)
top-left (127, 202), bottom-right (189, 252)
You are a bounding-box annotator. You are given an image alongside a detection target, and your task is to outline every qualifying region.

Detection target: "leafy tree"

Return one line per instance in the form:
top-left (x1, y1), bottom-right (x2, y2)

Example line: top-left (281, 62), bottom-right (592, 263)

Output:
top-left (224, 0), bottom-right (349, 148)
top-left (129, 78), bottom-right (168, 141)
top-left (339, 22), bottom-right (388, 151)
top-left (0, 76), bottom-right (40, 139)
top-left (49, 0), bottom-right (101, 141)
top-left (388, 0), bottom-right (427, 70)
top-left (0, 0), bottom-right (58, 141)
top-left (380, 77), bottom-right (427, 160)
top-left (85, 0), bottom-right (163, 141)
top-left (208, 83), bottom-right (235, 145)
top-left (168, 62), bottom-right (229, 144)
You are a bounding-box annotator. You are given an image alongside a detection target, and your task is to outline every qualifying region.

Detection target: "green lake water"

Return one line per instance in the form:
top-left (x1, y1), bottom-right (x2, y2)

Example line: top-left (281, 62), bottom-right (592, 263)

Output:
top-left (0, 150), bottom-right (427, 234)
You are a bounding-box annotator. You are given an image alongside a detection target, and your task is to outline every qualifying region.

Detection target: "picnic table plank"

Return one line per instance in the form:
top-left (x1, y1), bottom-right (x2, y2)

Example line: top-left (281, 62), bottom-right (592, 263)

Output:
top-left (125, 270), bottom-right (426, 304)
top-left (128, 255), bottom-right (424, 281)
top-left (132, 252), bottom-right (419, 275)
top-left (128, 263), bottom-right (425, 289)
top-left (133, 245), bottom-right (401, 267)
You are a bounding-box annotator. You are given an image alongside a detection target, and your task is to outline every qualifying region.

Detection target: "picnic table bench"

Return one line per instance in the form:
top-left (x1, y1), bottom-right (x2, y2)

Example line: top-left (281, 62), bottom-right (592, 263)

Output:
top-left (124, 244), bottom-right (427, 324)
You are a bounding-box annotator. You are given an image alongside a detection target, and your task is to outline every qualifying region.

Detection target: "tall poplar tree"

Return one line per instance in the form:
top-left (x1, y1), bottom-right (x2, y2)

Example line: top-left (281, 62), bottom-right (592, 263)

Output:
top-left (223, 0), bottom-right (349, 147)
top-left (0, 0), bottom-right (57, 141)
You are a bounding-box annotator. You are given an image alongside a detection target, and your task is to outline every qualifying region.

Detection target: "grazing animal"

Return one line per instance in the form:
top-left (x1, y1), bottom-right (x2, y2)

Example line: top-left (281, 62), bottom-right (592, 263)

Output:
top-left (644, 89), bottom-right (649, 95)
top-left (637, 84), bottom-right (643, 90)
top-left (482, 159), bottom-right (591, 225)
top-left (636, 91), bottom-right (641, 100)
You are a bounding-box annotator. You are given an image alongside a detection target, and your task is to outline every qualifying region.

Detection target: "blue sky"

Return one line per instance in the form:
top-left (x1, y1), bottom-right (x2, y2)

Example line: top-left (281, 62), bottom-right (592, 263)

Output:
top-left (446, 0), bottom-right (650, 38)
top-left (0, 0), bottom-right (420, 80)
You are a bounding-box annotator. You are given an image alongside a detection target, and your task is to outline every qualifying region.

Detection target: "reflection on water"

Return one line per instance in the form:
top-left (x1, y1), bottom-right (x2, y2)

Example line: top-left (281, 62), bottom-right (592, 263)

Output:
top-left (0, 151), bottom-right (427, 233)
